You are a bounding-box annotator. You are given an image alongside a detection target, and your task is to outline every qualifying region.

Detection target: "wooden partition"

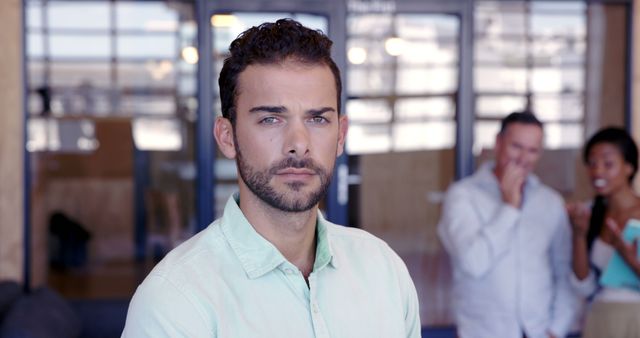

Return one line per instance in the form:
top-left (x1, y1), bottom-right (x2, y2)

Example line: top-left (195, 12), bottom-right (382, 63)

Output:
top-left (359, 149), bottom-right (455, 325)
top-left (0, 0), bottom-right (24, 282)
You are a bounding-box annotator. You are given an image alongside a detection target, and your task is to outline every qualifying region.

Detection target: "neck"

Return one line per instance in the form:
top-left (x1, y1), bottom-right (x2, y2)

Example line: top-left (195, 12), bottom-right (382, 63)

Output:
top-left (607, 184), bottom-right (638, 213)
top-left (238, 189), bottom-right (318, 278)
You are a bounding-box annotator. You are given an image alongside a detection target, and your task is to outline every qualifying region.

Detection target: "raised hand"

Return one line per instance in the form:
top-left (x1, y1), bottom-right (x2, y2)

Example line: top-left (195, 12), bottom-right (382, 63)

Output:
top-left (499, 161), bottom-right (526, 208)
top-left (566, 202), bottom-right (591, 238)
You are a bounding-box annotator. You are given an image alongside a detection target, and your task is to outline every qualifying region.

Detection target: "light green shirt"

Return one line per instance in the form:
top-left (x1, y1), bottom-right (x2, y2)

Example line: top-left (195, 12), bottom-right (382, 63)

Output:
top-left (122, 194), bottom-right (420, 338)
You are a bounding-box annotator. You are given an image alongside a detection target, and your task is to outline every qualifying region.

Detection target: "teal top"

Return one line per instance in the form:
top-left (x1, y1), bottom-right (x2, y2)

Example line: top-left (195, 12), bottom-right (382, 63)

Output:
top-left (122, 194), bottom-right (420, 338)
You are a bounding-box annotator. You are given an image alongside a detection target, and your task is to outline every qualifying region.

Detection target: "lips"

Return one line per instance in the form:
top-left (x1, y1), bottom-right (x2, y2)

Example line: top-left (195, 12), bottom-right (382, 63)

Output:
top-left (276, 168), bottom-right (316, 176)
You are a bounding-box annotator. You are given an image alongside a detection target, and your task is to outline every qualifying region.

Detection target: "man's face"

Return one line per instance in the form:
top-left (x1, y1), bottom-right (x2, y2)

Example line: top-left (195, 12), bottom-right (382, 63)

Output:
top-left (494, 122), bottom-right (543, 176)
top-left (223, 60), bottom-right (347, 212)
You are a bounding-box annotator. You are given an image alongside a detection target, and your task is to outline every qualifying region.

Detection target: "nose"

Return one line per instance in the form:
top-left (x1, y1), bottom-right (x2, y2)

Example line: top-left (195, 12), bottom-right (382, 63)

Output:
top-left (284, 119), bottom-right (310, 157)
top-left (590, 163), bottom-right (605, 177)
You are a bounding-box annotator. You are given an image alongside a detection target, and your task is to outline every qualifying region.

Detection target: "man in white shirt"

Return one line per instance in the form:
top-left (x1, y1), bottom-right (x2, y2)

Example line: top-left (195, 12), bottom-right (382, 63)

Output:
top-left (438, 112), bottom-right (579, 338)
top-left (121, 19), bottom-right (420, 338)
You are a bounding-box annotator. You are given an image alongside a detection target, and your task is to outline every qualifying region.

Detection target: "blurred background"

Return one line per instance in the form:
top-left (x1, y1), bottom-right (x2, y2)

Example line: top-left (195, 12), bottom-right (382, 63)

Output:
top-left (0, 0), bottom-right (637, 337)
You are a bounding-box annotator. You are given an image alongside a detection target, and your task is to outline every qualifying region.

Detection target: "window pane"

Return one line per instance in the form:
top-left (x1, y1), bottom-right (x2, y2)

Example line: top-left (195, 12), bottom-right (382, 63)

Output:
top-left (475, 2), bottom-right (526, 36)
top-left (295, 14), bottom-right (329, 34)
top-left (346, 99), bottom-right (391, 123)
top-left (27, 118), bottom-right (98, 153)
top-left (475, 38), bottom-right (526, 65)
top-left (117, 35), bottom-right (176, 59)
top-left (28, 61), bottom-right (45, 89)
top-left (398, 40), bottom-right (458, 66)
top-left (395, 97), bottom-right (454, 120)
top-left (545, 123), bottom-right (583, 149)
top-left (530, 1), bottom-right (586, 12)
top-left (50, 35), bottom-right (111, 59)
top-left (348, 68), bottom-right (394, 96)
top-left (346, 124), bottom-right (391, 154)
top-left (120, 95), bottom-right (175, 115)
top-left (50, 61), bottom-right (111, 87)
top-left (49, 2), bottom-right (110, 30)
top-left (393, 121), bottom-right (455, 151)
top-left (28, 92), bottom-right (43, 116)
top-left (27, 32), bottom-right (44, 58)
top-left (50, 84), bottom-right (112, 116)
top-left (132, 118), bottom-right (183, 151)
top-left (475, 66), bottom-right (527, 93)
top-left (530, 37), bottom-right (585, 66)
top-left (347, 38), bottom-right (392, 66)
top-left (530, 14), bottom-right (586, 38)
top-left (476, 95), bottom-right (527, 118)
top-left (533, 94), bottom-right (584, 121)
top-left (118, 62), bottom-right (177, 88)
top-left (474, 120), bottom-right (501, 155)
top-left (397, 15), bottom-right (458, 39)
top-left (27, 2), bottom-right (43, 29)
top-left (348, 14), bottom-right (393, 36)
top-left (397, 67), bottom-right (457, 94)
top-left (530, 67), bottom-right (584, 93)
top-left (116, 2), bottom-right (179, 32)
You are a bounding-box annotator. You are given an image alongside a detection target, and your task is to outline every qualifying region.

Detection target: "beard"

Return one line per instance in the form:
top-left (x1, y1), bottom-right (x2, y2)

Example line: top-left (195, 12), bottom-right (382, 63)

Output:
top-left (234, 143), bottom-right (333, 213)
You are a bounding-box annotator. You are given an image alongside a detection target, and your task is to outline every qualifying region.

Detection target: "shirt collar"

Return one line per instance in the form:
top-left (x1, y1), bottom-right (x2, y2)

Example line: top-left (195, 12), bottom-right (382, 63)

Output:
top-left (221, 193), bottom-right (337, 279)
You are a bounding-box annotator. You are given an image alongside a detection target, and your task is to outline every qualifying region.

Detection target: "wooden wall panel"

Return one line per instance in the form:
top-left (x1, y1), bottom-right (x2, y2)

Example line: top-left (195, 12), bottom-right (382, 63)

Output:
top-left (359, 149), bottom-right (455, 255)
top-left (359, 149), bottom-right (456, 326)
top-left (0, 0), bottom-right (24, 282)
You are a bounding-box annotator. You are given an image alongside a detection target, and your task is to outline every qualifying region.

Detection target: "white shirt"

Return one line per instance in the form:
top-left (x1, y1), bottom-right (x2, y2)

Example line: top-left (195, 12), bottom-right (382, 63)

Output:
top-left (438, 162), bottom-right (579, 338)
top-left (122, 194), bottom-right (421, 338)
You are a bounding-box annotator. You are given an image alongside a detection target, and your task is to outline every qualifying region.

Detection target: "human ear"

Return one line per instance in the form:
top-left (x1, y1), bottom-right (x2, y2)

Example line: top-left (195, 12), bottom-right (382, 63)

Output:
top-left (213, 116), bottom-right (237, 159)
top-left (336, 115), bottom-right (349, 157)
top-left (624, 162), bottom-right (634, 180)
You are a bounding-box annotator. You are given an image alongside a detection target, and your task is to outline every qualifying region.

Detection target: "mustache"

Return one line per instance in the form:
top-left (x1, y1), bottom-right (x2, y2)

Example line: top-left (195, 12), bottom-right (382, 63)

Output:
top-left (268, 157), bottom-right (323, 175)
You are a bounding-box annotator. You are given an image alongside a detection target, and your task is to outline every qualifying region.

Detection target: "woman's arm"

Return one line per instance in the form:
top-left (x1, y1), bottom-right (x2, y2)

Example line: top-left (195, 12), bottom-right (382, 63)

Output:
top-left (567, 202), bottom-right (591, 279)
top-left (606, 218), bottom-right (640, 277)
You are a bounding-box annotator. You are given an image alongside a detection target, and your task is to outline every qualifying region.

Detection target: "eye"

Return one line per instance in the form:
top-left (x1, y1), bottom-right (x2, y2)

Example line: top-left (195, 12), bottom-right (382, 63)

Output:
top-left (310, 116), bottom-right (329, 124)
top-left (259, 116), bottom-right (279, 125)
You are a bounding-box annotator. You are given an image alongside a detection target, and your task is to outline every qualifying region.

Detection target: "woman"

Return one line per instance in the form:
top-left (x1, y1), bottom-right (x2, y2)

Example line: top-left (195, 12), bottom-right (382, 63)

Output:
top-left (567, 127), bottom-right (640, 338)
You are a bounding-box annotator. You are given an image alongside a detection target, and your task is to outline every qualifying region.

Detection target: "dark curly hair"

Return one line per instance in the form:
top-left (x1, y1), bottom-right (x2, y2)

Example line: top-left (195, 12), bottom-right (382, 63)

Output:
top-left (583, 127), bottom-right (639, 250)
top-left (218, 18), bottom-right (342, 125)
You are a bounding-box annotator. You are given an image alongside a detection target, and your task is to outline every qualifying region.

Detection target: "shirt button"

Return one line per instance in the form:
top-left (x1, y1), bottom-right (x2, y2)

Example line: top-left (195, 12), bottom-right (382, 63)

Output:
top-left (312, 304), bottom-right (319, 313)
top-left (284, 268), bottom-right (295, 275)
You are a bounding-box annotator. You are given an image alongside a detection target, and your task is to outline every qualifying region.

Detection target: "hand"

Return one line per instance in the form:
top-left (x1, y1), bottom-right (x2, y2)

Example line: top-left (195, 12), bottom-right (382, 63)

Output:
top-left (606, 218), bottom-right (638, 260)
top-left (498, 161), bottom-right (526, 208)
top-left (566, 202), bottom-right (591, 238)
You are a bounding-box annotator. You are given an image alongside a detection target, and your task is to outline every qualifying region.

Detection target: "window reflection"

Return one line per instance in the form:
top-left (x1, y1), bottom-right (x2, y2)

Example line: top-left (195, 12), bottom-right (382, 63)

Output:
top-left (474, 1), bottom-right (586, 151)
top-left (26, 0), bottom-right (198, 301)
top-left (347, 13), bottom-right (459, 154)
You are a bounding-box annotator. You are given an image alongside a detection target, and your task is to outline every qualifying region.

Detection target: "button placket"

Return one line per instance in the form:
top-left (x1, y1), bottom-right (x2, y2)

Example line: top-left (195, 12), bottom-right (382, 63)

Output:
top-left (308, 274), bottom-right (329, 338)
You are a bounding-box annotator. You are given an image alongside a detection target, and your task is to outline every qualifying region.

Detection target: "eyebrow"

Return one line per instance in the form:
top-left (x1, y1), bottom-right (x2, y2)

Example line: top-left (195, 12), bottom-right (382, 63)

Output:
top-left (308, 107), bottom-right (336, 116)
top-left (249, 105), bottom-right (287, 113)
top-left (248, 106), bottom-right (336, 115)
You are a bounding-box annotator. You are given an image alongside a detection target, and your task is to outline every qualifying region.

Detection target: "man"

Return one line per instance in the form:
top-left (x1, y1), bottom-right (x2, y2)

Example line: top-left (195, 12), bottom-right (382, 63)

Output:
top-left (437, 112), bottom-right (579, 338)
top-left (122, 19), bottom-right (420, 338)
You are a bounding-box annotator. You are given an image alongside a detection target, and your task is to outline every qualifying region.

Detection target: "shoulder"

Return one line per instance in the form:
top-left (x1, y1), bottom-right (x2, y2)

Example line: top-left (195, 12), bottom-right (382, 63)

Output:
top-left (326, 222), bottom-right (391, 251)
top-left (443, 171), bottom-right (491, 204)
top-left (145, 219), bottom-right (228, 286)
top-left (326, 223), bottom-right (409, 273)
top-left (533, 182), bottom-right (565, 206)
